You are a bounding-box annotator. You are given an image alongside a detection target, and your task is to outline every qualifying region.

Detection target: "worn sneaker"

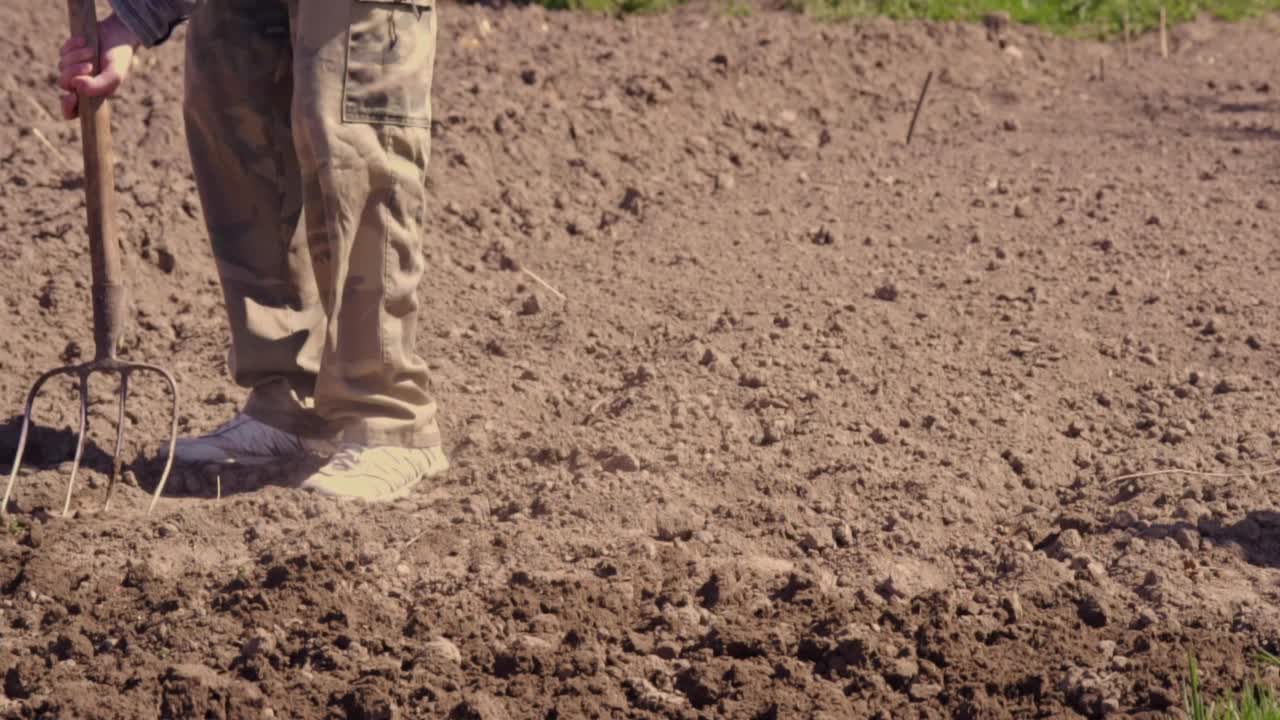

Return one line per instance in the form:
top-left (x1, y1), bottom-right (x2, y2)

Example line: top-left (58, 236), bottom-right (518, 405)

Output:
top-left (300, 444), bottom-right (449, 502)
top-left (166, 413), bottom-right (331, 465)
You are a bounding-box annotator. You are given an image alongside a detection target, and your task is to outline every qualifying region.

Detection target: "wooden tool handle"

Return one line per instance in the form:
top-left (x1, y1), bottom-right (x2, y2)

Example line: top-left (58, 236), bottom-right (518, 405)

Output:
top-left (68, 0), bottom-right (125, 361)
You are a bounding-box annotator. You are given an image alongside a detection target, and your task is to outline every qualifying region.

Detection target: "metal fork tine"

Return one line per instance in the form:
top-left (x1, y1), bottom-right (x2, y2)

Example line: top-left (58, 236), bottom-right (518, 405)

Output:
top-left (62, 371), bottom-right (91, 518)
top-left (2, 366), bottom-right (75, 516)
top-left (5, 362), bottom-right (179, 516)
top-left (102, 370), bottom-right (130, 512)
top-left (145, 364), bottom-right (180, 516)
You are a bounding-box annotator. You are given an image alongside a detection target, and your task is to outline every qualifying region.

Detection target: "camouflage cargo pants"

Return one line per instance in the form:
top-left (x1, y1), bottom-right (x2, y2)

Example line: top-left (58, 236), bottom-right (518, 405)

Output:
top-left (183, 0), bottom-right (441, 448)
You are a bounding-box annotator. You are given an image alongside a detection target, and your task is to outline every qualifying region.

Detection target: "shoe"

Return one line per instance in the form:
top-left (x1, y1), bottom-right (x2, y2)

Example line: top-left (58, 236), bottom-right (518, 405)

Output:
top-left (300, 443), bottom-right (449, 502)
top-left (166, 413), bottom-right (331, 465)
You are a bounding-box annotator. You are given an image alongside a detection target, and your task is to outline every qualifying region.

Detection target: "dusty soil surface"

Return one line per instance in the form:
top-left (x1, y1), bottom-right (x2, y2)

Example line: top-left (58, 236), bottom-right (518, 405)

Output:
top-left (2, 1), bottom-right (1279, 717)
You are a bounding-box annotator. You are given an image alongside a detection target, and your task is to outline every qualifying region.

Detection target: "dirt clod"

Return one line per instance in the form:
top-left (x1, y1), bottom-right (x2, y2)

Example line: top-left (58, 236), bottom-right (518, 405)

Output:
top-left (1077, 594), bottom-right (1111, 628)
top-left (423, 637), bottom-right (463, 666)
top-left (1001, 593), bottom-right (1024, 624)
top-left (518, 295), bottom-right (541, 316)
top-left (655, 507), bottom-right (704, 541)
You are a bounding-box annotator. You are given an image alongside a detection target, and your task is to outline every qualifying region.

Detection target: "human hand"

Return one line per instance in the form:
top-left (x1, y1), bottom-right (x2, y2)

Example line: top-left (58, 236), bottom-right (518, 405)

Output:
top-left (58, 14), bottom-right (141, 120)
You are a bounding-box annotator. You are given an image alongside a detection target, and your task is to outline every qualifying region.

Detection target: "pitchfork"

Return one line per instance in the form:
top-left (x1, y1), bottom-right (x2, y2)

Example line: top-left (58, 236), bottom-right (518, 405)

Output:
top-left (1, 0), bottom-right (179, 518)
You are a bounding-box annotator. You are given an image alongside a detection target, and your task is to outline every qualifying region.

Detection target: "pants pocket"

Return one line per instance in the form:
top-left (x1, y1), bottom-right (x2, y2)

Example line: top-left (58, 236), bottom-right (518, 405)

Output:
top-left (343, 0), bottom-right (436, 128)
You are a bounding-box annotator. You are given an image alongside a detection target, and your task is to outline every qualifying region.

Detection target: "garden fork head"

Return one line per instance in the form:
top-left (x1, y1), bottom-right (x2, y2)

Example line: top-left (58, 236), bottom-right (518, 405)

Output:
top-left (2, 0), bottom-right (181, 518)
top-left (3, 357), bottom-right (179, 517)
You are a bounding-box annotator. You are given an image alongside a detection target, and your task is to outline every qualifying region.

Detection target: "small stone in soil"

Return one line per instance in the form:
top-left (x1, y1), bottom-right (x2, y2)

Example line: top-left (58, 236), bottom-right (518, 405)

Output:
top-left (1172, 526), bottom-right (1200, 550)
top-left (602, 451), bottom-right (641, 473)
top-left (1077, 593), bottom-right (1110, 628)
top-left (832, 523), bottom-right (853, 548)
top-left (1001, 593), bottom-right (1024, 624)
top-left (518, 295), bottom-right (541, 316)
top-left (655, 507), bottom-right (704, 541)
top-left (423, 637), bottom-right (463, 666)
top-left (909, 682), bottom-right (943, 701)
top-left (799, 526), bottom-right (834, 551)
top-left (884, 657), bottom-right (919, 688)
top-left (1050, 528), bottom-right (1083, 558)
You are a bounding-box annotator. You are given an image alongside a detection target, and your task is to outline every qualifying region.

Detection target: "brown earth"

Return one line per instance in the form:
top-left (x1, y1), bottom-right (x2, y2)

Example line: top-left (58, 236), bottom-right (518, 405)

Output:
top-left (2, 1), bottom-right (1280, 717)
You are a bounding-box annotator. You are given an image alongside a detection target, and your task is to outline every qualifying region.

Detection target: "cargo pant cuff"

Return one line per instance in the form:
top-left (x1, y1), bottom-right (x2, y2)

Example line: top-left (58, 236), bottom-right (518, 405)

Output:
top-left (339, 425), bottom-right (443, 450)
top-left (243, 393), bottom-right (337, 440)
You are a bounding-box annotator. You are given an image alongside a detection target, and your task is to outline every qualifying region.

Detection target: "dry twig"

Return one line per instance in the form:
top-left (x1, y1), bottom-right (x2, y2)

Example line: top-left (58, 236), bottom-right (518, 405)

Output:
top-left (906, 70), bottom-right (933, 145)
top-left (29, 127), bottom-right (74, 171)
top-left (1112, 466), bottom-right (1280, 484)
top-left (1159, 7), bottom-right (1169, 59)
top-left (520, 265), bottom-right (566, 301)
top-left (402, 529), bottom-right (428, 549)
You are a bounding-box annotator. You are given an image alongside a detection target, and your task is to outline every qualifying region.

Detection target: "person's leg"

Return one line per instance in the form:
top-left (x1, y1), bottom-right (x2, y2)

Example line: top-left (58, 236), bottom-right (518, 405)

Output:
top-left (282, 0), bottom-right (447, 499)
top-left (183, 0), bottom-right (334, 449)
top-left (288, 0), bottom-right (442, 450)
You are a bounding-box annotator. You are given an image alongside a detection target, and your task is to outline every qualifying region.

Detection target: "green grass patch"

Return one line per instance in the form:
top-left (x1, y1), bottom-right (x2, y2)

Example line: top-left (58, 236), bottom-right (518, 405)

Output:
top-left (1186, 651), bottom-right (1280, 720)
top-left (795, 0), bottom-right (1280, 35)
top-left (5, 515), bottom-right (27, 536)
top-left (532, 0), bottom-right (1280, 36)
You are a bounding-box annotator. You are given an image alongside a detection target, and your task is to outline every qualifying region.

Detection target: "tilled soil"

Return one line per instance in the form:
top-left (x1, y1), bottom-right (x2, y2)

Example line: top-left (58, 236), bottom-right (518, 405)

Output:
top-left (2, 1), bottom-right (1280, 717)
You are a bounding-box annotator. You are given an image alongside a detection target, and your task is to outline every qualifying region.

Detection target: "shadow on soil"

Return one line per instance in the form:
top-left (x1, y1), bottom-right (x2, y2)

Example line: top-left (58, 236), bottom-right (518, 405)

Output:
top-left (127, 456), bottom-right (323, 501)
top-left (1146, 512), bottom-right (1280, 570)
top-left (1201, 512), bottom-right (1280, 570)
top-left (0, 414), bottom-right (115, 476)
top-left (0, 415), bottom-right (305, 509)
